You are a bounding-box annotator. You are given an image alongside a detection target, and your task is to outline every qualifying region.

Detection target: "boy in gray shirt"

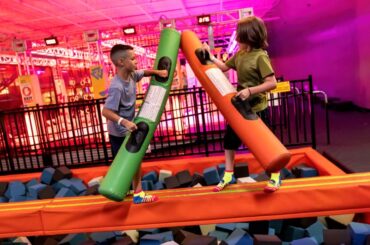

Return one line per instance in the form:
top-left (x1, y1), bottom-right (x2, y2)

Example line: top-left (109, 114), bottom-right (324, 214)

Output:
top-left (102, 44), bottom-right (167, 204)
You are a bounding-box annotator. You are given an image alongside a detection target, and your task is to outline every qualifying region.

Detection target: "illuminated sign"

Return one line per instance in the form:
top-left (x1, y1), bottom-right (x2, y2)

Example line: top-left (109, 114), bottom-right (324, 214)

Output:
top-left (197, 15), bottom-right (211, 25)
top-left (159, 19), bottom-right (176, 30)
top-left (84, 30), bottom-right (100, 42)
top-left (44, 36), bottom-right (59, 46)
top-left (123, 26), bottom-right (136, 35)
top-left (12, 39), bottom-right (27, 52)
top-left (239, 7), bottom-right (254, 18)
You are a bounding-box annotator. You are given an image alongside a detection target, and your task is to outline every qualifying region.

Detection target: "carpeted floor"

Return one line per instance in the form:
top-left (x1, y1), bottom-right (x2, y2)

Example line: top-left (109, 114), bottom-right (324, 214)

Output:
top-left (315, 104), bottom-right (370, 173)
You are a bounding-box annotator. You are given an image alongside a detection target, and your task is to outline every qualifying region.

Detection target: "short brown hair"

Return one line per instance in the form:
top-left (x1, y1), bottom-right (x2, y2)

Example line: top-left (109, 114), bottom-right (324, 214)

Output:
top-left (236, 16), bottom-right (268, 49)
top-left (110, 44), bottom-right (134, 66)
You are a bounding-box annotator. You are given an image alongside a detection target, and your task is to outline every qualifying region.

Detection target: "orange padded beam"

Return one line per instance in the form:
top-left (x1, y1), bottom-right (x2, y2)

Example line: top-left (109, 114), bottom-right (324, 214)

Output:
top-left (0, 200), bottom-right (50, 238)
top-left (181, 30), bottom-right (290, 172)
top-left (1, 148), bottom-right (369, 238)
top-left (40, 173), bottom-right (370, 235)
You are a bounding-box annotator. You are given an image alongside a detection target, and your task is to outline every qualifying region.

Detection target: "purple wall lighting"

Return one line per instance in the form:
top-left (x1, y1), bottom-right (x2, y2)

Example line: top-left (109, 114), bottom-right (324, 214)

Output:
top-left (267, 0), bottom-right (370, 109)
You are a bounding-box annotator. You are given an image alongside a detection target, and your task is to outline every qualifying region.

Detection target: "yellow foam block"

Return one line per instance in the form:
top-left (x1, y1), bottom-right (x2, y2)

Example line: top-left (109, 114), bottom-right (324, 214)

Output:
top-left (13, 237), bottom-right (31, 245)
top-left (329, 214), bottom-right (355, 225)
top-left (159, 170), bottom-right (173, 182)
top-left (200, 224), bottom-right (216, 235)
top-left (123, 230), bottom-right (139, 243)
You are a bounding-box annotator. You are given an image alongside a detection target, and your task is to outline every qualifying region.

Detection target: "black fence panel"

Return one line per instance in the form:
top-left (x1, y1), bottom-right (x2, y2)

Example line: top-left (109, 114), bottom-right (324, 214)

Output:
top-left (0, 76), bottom-right (325, 174)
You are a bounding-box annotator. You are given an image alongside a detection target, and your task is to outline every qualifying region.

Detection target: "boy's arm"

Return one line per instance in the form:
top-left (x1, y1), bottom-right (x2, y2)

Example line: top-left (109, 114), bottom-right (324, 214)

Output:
top-left (143, 69), bottom-right (168, 78)
top-left (236, 75), bottom-right (277, 100)
top-left (202, 42), bottom-right (230, 72)
top-left (250, 75), bottom-right (277, 94)
top-left (102, 107), bottom-right (138, 132)
top-left (211, 56), bottom-right (230, 72)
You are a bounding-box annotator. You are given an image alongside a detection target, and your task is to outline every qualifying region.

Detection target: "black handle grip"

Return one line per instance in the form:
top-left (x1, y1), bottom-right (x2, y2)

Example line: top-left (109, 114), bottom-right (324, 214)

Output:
top-left (195, 48), bottom-right (213, 65)
top-left (231, 96), bottom-right (258, 120)
top-left (125, 122), bottom-right (149, 153)
top-left (155, 56), bottom-right (171, 83)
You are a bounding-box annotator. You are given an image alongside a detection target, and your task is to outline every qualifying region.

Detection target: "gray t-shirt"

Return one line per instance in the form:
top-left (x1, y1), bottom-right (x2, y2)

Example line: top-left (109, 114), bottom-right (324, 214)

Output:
top-left (104, 70), bottom-right (144, 137)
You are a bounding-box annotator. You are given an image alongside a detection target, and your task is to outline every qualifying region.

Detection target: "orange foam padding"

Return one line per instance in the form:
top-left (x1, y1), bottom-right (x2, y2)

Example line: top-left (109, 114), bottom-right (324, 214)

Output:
top-left (0, 199), bottom-right (50, 238)
top-left (180, 30), bottom-right (290, 172)
top-left (40, 172), bottom-right (370, 235)
top-left (1, 148), bottom-right (370, 237)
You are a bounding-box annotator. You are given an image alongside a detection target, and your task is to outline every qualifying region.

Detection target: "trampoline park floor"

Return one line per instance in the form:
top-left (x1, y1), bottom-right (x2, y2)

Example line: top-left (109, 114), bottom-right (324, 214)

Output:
top-left (315, 104), bottom-right (370, 173)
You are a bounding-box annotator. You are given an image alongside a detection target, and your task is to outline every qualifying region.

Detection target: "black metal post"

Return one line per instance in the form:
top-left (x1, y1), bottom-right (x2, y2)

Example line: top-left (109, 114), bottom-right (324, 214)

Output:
top-left (0, 111), bottom-right (14, 172)
top-left (308, 75), bottom-right (317, 149)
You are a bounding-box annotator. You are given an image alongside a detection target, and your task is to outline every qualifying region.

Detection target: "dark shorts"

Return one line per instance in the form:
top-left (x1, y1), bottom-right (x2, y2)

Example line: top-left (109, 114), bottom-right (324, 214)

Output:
top-left (109, 134), bottom-right (126, 158)
top-left (224, 109), bottom-right (269, 150)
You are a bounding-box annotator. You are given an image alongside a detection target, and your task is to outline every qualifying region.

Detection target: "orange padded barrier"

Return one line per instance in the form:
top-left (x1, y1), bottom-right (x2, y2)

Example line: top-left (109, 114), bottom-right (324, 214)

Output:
top-left (0, 148), bottom-right (369, 238)
top-left (41, 172), bottom-right (370, 236)
top-left (0, 200), bottom-right (49, 238)
top-left (180, 30), bottom-right (290, 172)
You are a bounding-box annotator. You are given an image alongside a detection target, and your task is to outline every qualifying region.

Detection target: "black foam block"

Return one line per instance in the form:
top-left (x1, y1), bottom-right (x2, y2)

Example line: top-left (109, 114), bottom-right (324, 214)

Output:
top-left (176, 170), bottom-right (193, 187)
top-left (44, 237), bottom-right (61, 245)
top-left (164, 176), bottom-right (181, 189)
top-left (182, 234), bottom-right (217, 245)
top-left (85, 185), bottom-right (99, 196)
top-left (190, 173), bottom-right (206, 187)
top-left (138, 228), bottom-right (161, 238)
top-left (30, 236), bottom-right (58, 245)
top-left (325, 217), bottom-right (347, 229)
top-left (285, 217), bottom-right (318, 229)
top-left (249, 220), bottom-right (270, 234)
top-left (0, 182), bottom-right (8, 196)
top-left (174, 229), bottom-right (198, 244)
top-left (184, 225), bottom-right (202, 235)
top-left (53, 166), bottom-right (72, 181)
top-left (234, 162), bottom-right (249, 178)
top-left (323, 229), bottom-right (351, 245)
top-left (112, 236), bottom-right (135, 245)
top-left (38, 185), bottom-right (56, 199)
top-left (254, 234), bottom-right (282, 244)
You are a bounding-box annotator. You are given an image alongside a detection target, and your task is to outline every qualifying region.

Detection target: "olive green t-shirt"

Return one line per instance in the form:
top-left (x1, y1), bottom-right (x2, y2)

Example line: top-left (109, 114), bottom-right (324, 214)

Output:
top-left (226, 49), bottom-right (274, 112)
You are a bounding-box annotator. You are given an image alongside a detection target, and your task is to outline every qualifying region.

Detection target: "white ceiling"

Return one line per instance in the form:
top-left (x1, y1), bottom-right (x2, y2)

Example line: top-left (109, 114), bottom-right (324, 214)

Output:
top-left (0, 0), bottom-right (280, 53)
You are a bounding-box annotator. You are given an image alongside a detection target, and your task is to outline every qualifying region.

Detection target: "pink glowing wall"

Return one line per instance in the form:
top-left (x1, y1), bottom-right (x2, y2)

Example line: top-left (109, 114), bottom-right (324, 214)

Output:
top-left (267, 0), bottom-right (370, 109)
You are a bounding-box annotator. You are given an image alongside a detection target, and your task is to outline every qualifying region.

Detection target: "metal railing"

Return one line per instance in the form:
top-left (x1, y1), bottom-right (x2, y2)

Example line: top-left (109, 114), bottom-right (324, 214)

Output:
top-left (0, 76), bottom-right (327, 174)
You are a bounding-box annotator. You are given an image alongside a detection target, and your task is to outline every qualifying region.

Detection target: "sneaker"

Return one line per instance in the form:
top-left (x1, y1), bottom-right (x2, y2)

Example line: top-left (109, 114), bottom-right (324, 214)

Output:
top-left (213, 180), bottom-right (229, 192)
top-left (133, 191), bottom-right (158, 204)
top-left (213, 172), bottom-right (235, 192)
top-left (264, 172), bottom-right (282, 193)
